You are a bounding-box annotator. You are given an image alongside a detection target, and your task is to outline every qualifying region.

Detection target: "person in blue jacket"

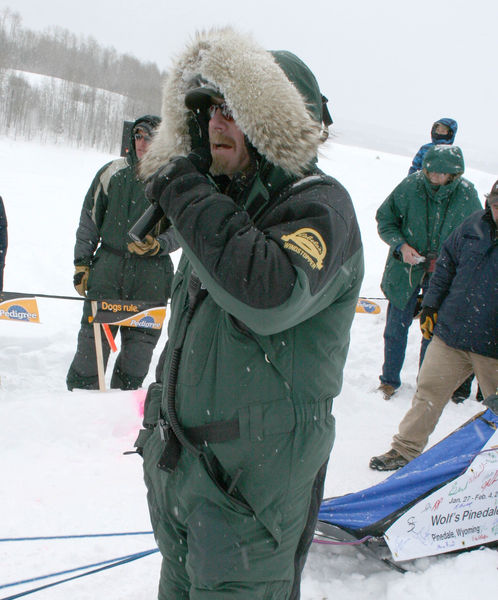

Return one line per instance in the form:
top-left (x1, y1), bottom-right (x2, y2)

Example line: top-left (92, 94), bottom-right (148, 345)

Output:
top-left (0, 196), bottom-right (7, 291)
top-left (370, 181), bottom-right (498, 470)
top-left (408, 118), bottom-right (458, 174)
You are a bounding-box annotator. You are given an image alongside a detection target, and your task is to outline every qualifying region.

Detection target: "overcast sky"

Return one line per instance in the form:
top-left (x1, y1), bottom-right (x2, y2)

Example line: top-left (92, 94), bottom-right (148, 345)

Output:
top-left (2, 0), bottom-right (496, 170)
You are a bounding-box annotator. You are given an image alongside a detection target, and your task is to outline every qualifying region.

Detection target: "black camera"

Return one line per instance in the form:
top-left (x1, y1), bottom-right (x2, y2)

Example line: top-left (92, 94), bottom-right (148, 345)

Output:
top-left (128, 203), bottom-right (164, 243)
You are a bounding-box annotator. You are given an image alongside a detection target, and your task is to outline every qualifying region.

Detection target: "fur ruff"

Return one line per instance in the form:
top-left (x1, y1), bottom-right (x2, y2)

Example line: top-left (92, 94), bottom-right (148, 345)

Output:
top-left (141, 27), bottom-right (322, 178)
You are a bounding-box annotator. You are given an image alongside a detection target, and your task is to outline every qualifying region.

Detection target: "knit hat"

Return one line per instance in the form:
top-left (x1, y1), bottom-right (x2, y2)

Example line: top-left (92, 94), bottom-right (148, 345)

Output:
top-left (133, 122), bottom-right (154, 136)
top-left (133, 115), bottom-right (161, 137)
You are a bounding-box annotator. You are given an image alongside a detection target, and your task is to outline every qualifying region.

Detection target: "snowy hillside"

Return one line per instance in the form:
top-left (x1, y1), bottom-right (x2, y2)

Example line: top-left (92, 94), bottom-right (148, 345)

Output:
top-left (0, 137), bottom-right (496, 599)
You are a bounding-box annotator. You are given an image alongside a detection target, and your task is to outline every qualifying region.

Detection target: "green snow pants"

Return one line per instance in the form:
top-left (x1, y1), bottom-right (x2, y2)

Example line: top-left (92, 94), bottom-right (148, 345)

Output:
top-left (141, 399), bottom-right (335, 599)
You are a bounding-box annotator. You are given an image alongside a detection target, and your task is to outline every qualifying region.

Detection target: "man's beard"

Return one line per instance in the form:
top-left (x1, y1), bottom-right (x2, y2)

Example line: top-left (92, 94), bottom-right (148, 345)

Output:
top-left (209, 133), bottom-right (236, 176)
top-left (210, 153), bottom-right (232, 176)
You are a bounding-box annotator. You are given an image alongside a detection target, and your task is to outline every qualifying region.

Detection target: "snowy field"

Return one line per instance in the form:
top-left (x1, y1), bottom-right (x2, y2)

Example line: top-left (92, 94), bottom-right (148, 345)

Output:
top-left (0, 136), bottom-right (496, 599)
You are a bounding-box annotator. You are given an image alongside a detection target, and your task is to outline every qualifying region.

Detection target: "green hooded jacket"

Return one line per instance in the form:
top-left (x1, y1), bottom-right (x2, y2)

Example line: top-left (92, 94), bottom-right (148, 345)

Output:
top-left (377, 147), bottom-right (481, 310)
top-left (139, 28), bottom-right (364, 545)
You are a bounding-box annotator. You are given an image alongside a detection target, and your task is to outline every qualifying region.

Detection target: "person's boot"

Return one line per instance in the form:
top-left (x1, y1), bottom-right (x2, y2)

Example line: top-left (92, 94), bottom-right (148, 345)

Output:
top-left (110, 364), bottom-right (143, 390)
top-left (66, 366), bottom-right (99, 391)
top-left (378, 383), bottom-right (397, 400)
top-left (369, 449), bottom-right (409, 471)
top-left (451, 375), bottom-right (472, 404)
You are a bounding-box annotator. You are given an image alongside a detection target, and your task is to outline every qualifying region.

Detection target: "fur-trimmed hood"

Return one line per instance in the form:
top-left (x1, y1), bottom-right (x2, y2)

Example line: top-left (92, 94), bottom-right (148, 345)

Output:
top-left (141, 27), bottom-right (326, 179)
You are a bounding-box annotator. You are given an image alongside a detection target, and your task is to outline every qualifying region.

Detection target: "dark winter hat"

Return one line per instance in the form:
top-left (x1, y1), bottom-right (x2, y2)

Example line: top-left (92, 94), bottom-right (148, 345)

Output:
top-left (185, 76), bottom-right (223, 111)
top-left (133, 115), bottom-right (161, 136)
top-left (486, 180), bottom-right (498, 205)
top-left (422, 145), bottom-right (465, 174)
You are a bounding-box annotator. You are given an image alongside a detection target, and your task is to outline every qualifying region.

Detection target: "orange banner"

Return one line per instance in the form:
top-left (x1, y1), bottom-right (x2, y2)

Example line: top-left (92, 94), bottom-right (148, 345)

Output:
top-left (91, 300), bottom-right (166, 330)
top-left (0, 294), bottom-right (40, 323)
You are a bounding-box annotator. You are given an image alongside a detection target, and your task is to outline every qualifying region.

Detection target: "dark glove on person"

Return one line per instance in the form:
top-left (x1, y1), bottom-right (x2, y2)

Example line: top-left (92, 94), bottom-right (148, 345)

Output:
top-left (127, 234), bottom-right (161, 256)
top-left (420, 306), bottom-right (438, 340)
top-left (145, 148), bottom-right (212, 216)
top-left (73, 265), bottom-right (90, 296)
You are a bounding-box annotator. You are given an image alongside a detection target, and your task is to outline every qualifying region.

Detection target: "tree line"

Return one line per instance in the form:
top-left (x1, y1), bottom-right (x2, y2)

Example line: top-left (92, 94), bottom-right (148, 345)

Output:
top-left (0, 7), bottom-right (166, 153)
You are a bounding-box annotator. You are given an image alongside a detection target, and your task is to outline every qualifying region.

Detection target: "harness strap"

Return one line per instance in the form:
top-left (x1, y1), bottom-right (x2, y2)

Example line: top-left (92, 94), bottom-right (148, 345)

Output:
top-left (185, 417), bottom-right (240, 444)
top-left (101, 242), bottom-right (128, 257)
top-left (100, 242), bottom-right (158, 259)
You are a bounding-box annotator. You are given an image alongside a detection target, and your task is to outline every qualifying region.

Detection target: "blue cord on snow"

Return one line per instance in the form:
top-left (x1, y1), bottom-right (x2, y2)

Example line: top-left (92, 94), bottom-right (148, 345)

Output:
top-left (0, 530), bottom-right (153, 542)
top-left (0, 548), bottom-right (159, 599)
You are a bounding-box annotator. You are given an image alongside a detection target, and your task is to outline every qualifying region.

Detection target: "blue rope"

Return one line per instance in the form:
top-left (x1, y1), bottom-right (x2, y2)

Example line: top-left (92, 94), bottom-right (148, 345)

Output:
top-left (0, 531), bottom-right (153, 542)
top-left (0, 548), bottom-right (159, 599)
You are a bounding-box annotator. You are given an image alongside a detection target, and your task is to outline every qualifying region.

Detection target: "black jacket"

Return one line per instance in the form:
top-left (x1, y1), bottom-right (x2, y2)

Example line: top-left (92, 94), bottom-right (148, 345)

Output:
top-left (423, 208), bottom-right (497, 358)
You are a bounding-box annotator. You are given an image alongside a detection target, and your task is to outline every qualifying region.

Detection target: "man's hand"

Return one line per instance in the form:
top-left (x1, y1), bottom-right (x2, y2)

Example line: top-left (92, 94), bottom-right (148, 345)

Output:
top-left (73, 265), bottom-right (90, 296)
top-left (400, 243), bottom-right (424, 265)
top-left (420, 306), bottom-right (438, 340)
top-left (145, 149), bottom-right (212, 215)
top-left (127, 234), bottom-right (161, 256)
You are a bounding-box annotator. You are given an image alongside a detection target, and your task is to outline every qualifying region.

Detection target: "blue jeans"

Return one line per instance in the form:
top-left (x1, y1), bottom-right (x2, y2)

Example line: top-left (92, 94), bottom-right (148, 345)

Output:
top-left (380, 286), bottom-right (430, 389)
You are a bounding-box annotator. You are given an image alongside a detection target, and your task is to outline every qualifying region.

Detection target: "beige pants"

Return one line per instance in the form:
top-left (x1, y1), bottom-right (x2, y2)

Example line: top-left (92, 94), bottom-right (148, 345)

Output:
top-left (392, 335), bottom-right (498, 460)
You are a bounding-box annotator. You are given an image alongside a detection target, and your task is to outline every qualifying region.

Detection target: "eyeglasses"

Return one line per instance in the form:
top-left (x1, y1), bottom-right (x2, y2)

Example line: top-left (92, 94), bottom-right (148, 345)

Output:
top-left (134, 132), bottom-right (152, 143)
top-left (208, 102), bottom-right (234, 121)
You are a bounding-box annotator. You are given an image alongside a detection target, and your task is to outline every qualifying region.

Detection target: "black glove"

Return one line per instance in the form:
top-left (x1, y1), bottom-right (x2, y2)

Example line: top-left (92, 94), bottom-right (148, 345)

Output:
top-left (145, 148), bottom-right (212, 216)
top-left (420, 306), bottom-right (438, 340)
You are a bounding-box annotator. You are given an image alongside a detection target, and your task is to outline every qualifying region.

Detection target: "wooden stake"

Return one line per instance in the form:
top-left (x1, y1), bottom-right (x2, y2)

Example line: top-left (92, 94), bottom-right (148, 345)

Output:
top-left (91, 301), bottom-right (106, 392)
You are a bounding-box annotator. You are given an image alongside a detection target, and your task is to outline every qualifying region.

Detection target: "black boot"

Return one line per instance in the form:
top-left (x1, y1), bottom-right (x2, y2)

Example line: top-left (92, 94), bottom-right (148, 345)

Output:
top-left (451, 375), bottom-right (473, 404)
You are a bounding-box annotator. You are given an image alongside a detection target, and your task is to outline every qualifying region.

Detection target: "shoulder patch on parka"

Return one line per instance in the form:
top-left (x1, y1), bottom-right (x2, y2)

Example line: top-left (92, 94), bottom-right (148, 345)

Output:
top-left (281, 228), bottom-right (326, 270)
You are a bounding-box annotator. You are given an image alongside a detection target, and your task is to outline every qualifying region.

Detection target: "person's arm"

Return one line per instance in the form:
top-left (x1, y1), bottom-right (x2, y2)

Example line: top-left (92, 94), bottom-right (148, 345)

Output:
top-left (419, 230), bottom-right (460, 339)
top-left (147, 159), bottom-right (363, 335)
top-left (376, 184), bottom-right (424, 264)
top-left (157, 225), bottom-right (180, 255)
top-left (408, 145), bottom-right (426, 174)
top-left (74, 163), bottom-right (112, 265)
top-left (376, 188), bottom-right (407, 250)
top-left (422, 229), bottom-right (460, 309)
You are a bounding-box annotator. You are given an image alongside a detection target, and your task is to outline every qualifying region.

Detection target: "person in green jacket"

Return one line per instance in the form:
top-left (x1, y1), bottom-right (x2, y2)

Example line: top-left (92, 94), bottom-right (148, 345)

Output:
top-left (66, 116), bottom-right (178, 391)
top-left (376, 145), bottom-right (481, 400)
top-left (133, 27), bottom-right (363, 599)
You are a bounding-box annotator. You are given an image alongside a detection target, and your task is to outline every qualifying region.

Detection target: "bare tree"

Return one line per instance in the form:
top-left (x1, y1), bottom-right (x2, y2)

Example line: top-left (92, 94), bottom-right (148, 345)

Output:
top-left (0, 8), bottom-right (166, 153)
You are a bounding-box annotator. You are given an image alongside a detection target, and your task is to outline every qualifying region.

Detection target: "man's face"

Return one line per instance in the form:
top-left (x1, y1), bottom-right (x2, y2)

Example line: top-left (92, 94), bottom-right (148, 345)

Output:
top-left (425, 171), bottom-right (452, 186)
top-left (208, 100), bottom-right (250, 177)
top-left (134, 127), bottom-right (153, 160)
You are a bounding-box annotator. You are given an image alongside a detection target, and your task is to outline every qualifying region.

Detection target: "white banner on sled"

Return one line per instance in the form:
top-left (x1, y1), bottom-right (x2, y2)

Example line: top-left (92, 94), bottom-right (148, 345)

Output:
top-left (384, 429), bottom-right (498, 561)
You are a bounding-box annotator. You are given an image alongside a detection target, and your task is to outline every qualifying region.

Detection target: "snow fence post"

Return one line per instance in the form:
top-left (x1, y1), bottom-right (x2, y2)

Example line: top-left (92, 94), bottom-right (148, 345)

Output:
top-left (91, 300), bottom-right (106, 392)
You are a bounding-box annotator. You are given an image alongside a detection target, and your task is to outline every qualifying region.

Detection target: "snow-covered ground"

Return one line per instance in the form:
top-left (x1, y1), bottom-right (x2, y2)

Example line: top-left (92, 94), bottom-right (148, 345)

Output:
top-left (0, 137), bottom-right (496, 599)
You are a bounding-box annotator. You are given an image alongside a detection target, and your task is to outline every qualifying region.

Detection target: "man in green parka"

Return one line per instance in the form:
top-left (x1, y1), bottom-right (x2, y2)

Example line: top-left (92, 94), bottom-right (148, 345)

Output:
top-left (134, 28), bottom-right (363, 599)
top-left (66, 115), bottom-right (178, 391)
top-left (376, 145), bottom-right (481, 400)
